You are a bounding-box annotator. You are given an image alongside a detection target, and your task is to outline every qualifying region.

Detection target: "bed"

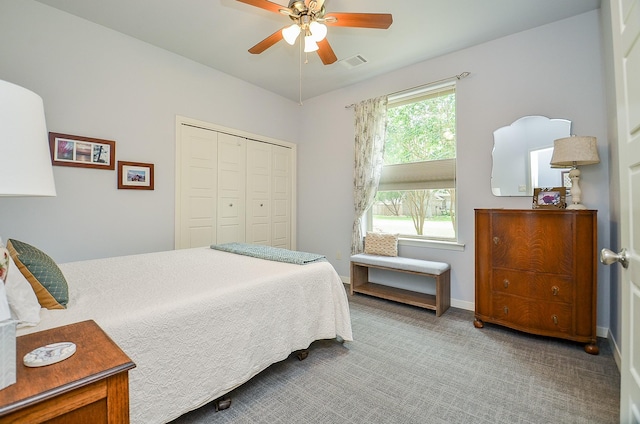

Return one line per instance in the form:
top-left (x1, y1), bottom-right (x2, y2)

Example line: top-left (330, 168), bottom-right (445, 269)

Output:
top-left (15, 246), bottom-right (353, 424)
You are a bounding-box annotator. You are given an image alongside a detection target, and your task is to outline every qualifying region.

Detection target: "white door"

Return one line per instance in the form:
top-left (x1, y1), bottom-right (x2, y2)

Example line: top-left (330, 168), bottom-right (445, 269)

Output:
top-left (272, 145), bottom-right (291, 249)
top-left (607, 0), bottom-right (640, 421)
top-left (246, 140), bottom-right (272, 245)
top-left (217, 133), bottom-right (246, 244)
top-left (176, 125), bottom-right (217, 249)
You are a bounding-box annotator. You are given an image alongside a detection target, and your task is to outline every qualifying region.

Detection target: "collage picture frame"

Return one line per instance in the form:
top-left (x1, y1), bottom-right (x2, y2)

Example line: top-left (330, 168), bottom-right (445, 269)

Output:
top-left (49, 132), bottom-right (115, 170)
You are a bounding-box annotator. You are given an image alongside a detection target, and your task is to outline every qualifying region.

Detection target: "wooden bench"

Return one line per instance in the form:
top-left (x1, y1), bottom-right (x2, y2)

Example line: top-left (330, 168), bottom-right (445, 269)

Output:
top-left (350, 254), bottom-right (451, 317)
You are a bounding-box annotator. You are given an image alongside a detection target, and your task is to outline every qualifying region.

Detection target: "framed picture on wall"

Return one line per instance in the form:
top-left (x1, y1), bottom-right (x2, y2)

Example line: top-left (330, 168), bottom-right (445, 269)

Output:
top-left (49, 132), bottom-right (115, 170)
top-left (118, 161), bottom-right (154, 190)
top-left (532, 187), bottom-right (566, 209)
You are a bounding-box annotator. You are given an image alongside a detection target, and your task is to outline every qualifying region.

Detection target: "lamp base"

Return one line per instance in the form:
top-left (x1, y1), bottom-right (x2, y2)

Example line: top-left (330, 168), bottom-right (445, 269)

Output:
top-left (566, 203), bottom-right (587, 210)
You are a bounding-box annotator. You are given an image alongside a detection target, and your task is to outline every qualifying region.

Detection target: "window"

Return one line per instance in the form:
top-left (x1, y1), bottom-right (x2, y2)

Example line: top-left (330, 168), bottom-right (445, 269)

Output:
top-left (370, 82), bottom-right (457, 241)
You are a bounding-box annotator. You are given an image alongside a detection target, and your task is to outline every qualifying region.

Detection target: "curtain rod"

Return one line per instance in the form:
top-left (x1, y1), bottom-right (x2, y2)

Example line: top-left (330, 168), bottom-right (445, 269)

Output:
top-left (345, 71), bottom-right (470, 109)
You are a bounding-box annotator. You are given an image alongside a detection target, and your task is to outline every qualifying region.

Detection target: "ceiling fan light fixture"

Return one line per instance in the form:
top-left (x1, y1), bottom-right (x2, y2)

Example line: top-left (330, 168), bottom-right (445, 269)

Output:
top-left (304, 34), bottom-right (319, 52)
top-left (282, 24), bottom-right (301, 45)
top-left (309, 21), bottom-right (327, 42)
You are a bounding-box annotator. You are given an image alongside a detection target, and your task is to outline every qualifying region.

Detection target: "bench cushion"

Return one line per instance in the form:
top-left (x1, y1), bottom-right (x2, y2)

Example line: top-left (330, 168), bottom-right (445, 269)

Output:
top-left (350, 253), bottom-right (450, 275)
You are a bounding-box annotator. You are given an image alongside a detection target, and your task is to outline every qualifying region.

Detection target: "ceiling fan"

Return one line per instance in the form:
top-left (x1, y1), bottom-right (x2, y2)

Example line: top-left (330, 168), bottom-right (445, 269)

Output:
top-left (236, 0), bottom-right (393, 65)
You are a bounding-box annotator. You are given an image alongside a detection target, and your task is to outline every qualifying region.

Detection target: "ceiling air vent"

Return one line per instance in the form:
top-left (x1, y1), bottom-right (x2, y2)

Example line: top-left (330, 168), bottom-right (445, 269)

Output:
top-left (340, 54), bottom-right (368, 69)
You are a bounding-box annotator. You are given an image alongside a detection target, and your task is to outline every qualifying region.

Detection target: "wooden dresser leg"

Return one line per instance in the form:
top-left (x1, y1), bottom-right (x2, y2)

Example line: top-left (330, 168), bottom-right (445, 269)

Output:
top-left (473, 318), bottom-right (484, 328)
top-left (584, 341), bottom-right (599, 355)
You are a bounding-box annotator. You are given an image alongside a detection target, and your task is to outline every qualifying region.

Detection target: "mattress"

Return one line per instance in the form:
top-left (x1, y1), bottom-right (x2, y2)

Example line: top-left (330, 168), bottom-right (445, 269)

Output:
top-left (17, 247), bottom-right (353, 424)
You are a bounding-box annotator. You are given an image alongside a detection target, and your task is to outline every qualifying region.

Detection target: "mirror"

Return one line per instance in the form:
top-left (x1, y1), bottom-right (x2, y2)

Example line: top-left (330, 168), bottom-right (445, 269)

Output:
top-left (491, 116), bottom-right (571, 196)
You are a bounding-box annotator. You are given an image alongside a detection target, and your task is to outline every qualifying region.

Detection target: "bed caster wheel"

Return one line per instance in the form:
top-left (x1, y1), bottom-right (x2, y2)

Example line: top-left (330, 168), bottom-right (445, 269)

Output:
top-left (296, 349), bottom-right (309, 361)
top-left (214, 396), bottom-right (231, 412)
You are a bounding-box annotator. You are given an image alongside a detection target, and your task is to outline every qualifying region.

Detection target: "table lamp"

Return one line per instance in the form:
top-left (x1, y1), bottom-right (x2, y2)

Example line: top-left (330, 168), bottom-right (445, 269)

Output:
top-left (0, 79), bottom-right (56, 197)
top-left (550, 135), bottom-right (600, 209)
top-left (0, 79), bottom-right (56, 389)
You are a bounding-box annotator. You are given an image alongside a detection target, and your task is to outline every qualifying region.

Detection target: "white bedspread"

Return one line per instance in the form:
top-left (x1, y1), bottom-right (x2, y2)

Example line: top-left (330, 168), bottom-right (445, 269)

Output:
top-left (17, 247), bottom-right (352, 424)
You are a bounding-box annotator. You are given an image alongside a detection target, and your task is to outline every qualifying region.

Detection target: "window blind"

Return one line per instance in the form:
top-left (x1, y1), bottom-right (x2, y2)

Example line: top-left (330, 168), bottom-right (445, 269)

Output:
top-left (378, 158), bottom-right (456, 190)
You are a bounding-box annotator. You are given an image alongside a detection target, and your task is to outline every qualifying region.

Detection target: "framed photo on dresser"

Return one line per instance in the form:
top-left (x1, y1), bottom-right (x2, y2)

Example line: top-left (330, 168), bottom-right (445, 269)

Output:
top-left (532, 187), bottom-right (566, 209)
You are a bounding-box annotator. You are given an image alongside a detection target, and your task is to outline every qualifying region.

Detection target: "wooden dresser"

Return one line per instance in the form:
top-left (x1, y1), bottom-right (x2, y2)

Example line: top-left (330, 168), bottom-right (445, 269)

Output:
top-left (0, 320), bottom-right (136, 423)
top-left (474, 209), bottom-right (598, 354)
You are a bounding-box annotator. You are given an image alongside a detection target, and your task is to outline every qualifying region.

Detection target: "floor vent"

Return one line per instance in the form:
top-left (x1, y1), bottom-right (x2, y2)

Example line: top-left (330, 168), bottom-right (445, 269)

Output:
top-left (340, 54), bottom-right (368, 69)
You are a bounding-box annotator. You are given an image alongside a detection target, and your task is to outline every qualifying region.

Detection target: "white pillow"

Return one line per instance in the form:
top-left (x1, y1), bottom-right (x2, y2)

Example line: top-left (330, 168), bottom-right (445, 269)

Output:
top-left (5, 254), bottom-right (41, 328)
top-left (364, 232), bottom-right (399, 257)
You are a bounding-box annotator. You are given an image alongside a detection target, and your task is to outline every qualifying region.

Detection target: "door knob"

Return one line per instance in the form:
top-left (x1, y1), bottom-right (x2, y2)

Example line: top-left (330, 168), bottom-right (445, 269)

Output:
top-left (600, 248), bottom-right (629, 269)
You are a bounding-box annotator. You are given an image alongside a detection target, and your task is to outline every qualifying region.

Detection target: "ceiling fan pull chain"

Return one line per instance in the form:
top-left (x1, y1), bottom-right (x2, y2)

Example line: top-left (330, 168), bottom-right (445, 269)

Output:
top-left (299, 36), bottom-right (303, 105)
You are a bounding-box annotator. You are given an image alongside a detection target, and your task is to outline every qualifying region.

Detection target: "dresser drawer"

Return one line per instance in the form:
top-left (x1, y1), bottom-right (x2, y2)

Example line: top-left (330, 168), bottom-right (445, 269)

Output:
top-left (491, 294), bottom-right (530, 328)
top-left (531, 274), bottom-right (573, 303)
top-left (491, 269), bottom-right (530, 297)
top-left (492, 270), bottom-right (572, 303)
top-left (491, 294), bottom-right (573, 335)
top-left (529, 302), bottom-right (573, 334)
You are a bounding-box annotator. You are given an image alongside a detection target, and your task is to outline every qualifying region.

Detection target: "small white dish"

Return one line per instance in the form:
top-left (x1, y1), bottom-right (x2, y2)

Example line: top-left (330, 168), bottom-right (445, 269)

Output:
top-left (23, 342), bottom-right (77, 367)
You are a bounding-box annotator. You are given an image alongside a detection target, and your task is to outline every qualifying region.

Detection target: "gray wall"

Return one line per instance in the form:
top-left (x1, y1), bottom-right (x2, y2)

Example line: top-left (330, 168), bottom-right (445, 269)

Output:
top-left (296, 10), bottom-right (612, 331)
top-left (0, 3), bottom-right (613, 334)
top-left (0, 0), bottom-right (300, 262)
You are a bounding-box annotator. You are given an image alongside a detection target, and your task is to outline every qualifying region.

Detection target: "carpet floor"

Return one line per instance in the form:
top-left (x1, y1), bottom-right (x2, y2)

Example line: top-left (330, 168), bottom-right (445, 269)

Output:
top-left (171, 293), bottom-right (620, 424)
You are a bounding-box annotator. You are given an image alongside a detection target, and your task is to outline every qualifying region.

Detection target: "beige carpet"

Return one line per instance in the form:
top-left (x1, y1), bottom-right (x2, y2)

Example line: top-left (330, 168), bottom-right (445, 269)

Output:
top-left (171, 293), bottom-right (620, 423)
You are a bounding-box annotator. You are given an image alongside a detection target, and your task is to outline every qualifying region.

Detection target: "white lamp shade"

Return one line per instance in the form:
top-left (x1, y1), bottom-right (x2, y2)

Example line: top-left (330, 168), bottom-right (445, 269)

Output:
top-left (282, 24), bottom-right (301, 45)
top-left (304, 35), bottom-right (319, 52)
top-left (309, 21), bottom-right (327, 42)
top-left (550, 135), bottom-right (600, 168)
top-left (0, 80), bottom-right (56, 196)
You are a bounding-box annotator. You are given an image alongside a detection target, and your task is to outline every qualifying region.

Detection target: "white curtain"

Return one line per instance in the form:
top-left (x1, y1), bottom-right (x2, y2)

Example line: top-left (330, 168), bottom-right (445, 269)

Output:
top-left (351, 95), bottom-right (388, 254)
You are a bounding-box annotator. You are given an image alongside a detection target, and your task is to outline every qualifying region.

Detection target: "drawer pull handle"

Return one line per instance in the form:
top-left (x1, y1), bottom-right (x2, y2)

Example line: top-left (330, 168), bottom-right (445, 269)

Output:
top-left (493, 237), bottom-right (499, 245)
top-left (552, 286), bottom-right (559, 296)
top-left (503, 306), bottom-right (509, 315)
top-left (503, 279), bottom-right (509, 288)
top-left (229, 203), bottom-right (233, 207)
top-left (552, 315), bottom-right (558, 325)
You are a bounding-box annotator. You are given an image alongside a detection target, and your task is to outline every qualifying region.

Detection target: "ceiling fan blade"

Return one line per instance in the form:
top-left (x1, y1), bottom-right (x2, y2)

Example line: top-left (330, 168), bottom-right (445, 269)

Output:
top-left (325, 13), bottom-right (393, 29)
top-left (236, 0), bottom-right (290, 15)
top-left (316, 38), bottom-right (337, 65)
top-left (248, 28), bottom-right (284, 54)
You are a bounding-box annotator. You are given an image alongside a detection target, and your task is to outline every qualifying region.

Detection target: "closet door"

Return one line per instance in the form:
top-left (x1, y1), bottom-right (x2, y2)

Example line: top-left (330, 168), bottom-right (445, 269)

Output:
top-left (217, 133), bottom-right (246, 244)
top-left (246, 140), bottom-right (271, 245)
top-left (176, 119), bottom-right (295, 251)
top-left (271, 145), bottom-right (291, 249)
top-left (176, 125), bottom-right (217, 248)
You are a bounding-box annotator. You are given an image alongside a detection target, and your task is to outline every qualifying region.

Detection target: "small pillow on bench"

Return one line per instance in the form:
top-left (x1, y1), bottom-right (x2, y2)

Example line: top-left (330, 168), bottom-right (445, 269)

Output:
top-left (364, 232), bottom-right (398, 257)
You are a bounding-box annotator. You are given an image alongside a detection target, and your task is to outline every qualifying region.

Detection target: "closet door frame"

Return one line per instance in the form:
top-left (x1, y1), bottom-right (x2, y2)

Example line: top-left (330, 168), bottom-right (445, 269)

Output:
top-left (175, 115), bottom-right (297, 250)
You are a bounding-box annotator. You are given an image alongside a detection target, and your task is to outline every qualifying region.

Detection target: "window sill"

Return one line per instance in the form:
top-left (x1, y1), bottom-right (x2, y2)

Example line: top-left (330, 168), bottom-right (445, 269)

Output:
top-left (399, 237), bottom-right (465, 252)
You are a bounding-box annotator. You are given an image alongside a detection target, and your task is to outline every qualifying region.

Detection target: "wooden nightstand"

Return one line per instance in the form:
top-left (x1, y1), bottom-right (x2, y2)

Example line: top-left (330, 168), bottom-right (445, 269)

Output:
top-left (0, 320), bottom-right (135, 423)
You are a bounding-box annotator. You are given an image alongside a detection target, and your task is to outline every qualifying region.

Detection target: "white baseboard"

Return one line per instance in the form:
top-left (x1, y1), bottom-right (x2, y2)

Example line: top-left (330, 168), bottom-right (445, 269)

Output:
top-left (608, 329), bottom-right (621, 371)
top-left (596, 326), bottom-right (608, 339)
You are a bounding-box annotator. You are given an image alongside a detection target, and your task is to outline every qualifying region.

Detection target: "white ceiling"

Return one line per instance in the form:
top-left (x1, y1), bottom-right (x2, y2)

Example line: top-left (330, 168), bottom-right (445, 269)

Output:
top-left (34, 0), bottom-right (601, 102)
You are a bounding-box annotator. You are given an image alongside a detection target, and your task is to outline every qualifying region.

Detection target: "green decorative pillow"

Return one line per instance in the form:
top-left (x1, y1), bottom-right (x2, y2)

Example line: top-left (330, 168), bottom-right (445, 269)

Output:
top-left (7, 239), bottom-right (68, 309)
